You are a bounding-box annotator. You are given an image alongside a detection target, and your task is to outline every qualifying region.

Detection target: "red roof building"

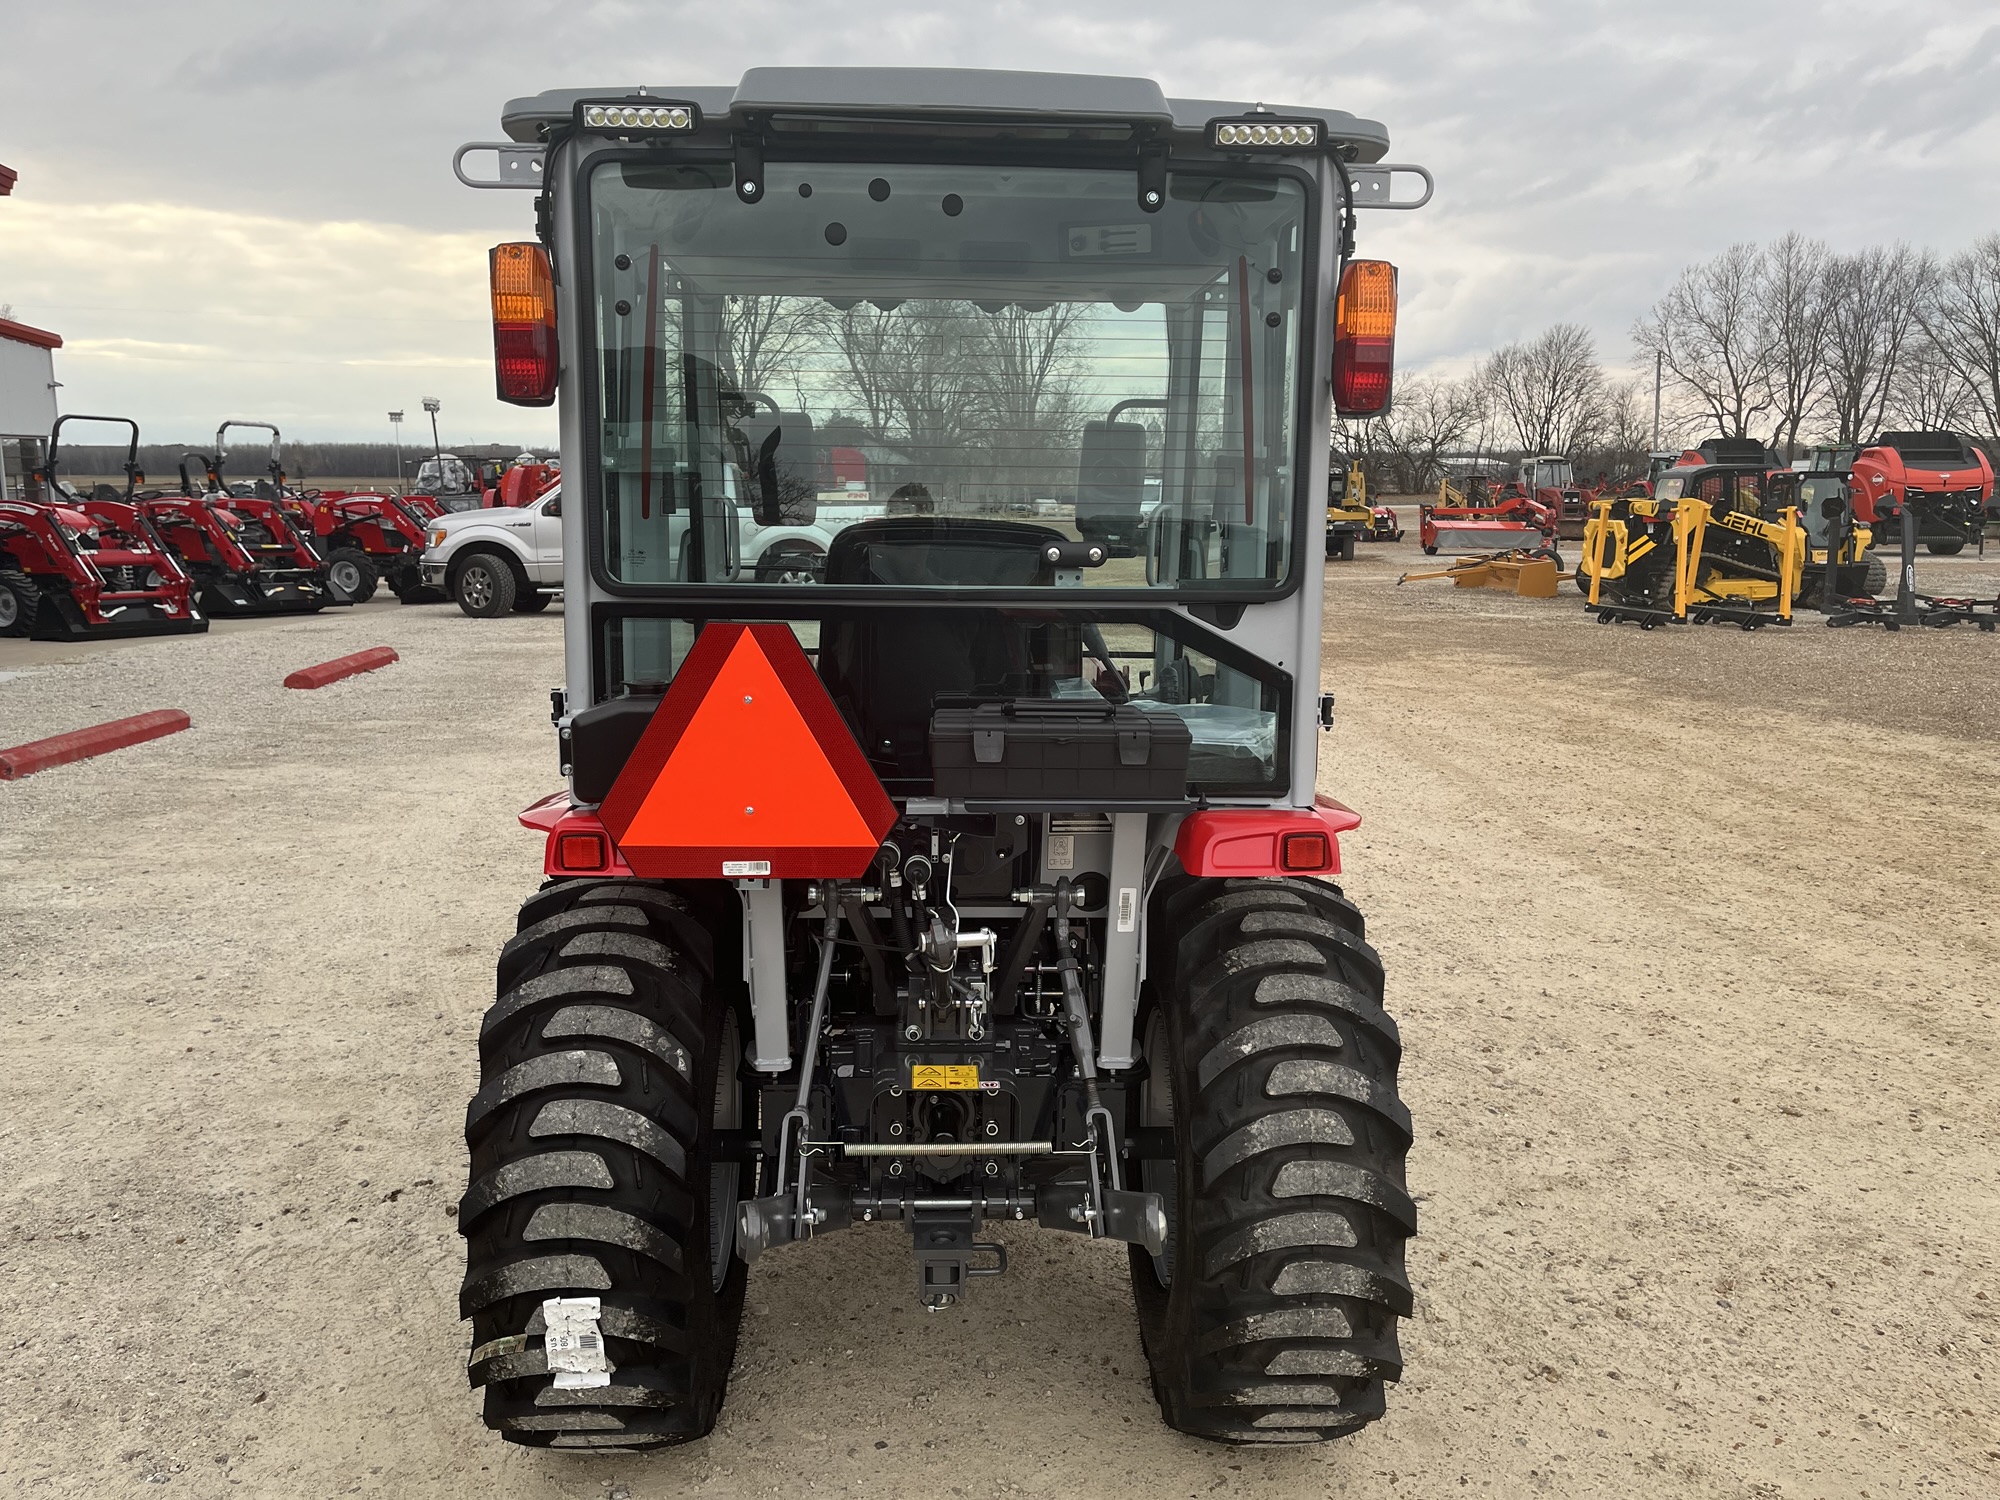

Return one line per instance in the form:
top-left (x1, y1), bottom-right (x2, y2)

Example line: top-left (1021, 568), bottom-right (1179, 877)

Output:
top-left (0, 163), bottom-right (16, 196)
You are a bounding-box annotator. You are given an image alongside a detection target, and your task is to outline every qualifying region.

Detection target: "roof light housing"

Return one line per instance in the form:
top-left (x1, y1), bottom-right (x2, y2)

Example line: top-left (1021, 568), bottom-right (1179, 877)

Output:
top-left (577, 99), bottom-right (701, 133)
top-left (1208, 116), bottom-right (1322, 150)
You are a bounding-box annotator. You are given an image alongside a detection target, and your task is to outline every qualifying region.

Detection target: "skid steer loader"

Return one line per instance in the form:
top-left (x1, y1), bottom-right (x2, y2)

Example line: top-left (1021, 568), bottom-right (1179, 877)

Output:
top-left (451, 67), bottom-right (1429, 1450)
top-left (1579, 457), bottom-right (1871, 628)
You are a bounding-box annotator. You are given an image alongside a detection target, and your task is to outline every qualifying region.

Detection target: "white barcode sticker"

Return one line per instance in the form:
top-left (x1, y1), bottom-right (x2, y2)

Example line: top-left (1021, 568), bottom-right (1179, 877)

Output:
top-left (541, 1296), bottom-right (611, 1389)
top-left (723, 860), bottom-right (772, 877)
top-left (1116, 887), bottom-right (1138, 933)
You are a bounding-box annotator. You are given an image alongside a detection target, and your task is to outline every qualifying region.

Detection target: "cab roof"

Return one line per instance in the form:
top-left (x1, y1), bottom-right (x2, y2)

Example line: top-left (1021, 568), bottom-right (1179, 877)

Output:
top-left (500, 66), bottom-right (1390, 162)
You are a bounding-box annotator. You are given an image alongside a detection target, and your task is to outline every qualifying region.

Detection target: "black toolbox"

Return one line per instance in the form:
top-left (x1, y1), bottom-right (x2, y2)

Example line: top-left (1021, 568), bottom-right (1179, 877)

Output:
top-left (929, 699), bottom-right (1192, 802)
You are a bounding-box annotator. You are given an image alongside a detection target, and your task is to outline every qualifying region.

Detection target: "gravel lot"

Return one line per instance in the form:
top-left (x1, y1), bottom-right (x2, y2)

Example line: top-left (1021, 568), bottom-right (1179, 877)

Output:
top-left (2, 547), bottom-right (1996, 1498)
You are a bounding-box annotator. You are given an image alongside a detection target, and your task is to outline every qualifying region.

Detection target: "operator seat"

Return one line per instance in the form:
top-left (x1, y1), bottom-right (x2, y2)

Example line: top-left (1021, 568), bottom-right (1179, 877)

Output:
top-left (817, 518), bottom-right (1064, 780)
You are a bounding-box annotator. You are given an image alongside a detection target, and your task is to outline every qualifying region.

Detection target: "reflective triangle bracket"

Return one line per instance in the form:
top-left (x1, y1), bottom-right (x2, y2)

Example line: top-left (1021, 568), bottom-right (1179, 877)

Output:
top-left (597, 622), bottom-right (897, 879)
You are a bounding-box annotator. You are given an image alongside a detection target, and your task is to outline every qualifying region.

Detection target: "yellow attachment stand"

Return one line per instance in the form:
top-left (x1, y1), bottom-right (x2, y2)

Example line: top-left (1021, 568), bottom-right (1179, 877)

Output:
top-left (1398, 549), bottom-right (1560, 598)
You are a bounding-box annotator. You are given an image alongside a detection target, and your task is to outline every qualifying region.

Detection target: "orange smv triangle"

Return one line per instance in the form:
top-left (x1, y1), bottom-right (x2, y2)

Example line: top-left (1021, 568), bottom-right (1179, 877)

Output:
top-left (598, 623), bottom-right (896, 880)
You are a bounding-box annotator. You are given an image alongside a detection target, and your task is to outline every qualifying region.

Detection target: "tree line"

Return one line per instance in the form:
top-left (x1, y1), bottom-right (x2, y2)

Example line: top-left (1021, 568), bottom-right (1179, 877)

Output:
top-left (46, 441), bottom-right (548, 484)
top-left (1339, 232), bottom-right (2000, 495)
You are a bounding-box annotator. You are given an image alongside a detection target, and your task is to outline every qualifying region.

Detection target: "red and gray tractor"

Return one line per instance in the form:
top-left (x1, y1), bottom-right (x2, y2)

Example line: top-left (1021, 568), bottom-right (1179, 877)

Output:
top-left (451, 66), bottom-right (1429, 1451)
top-left (0, 415), bottom-right (206, 639)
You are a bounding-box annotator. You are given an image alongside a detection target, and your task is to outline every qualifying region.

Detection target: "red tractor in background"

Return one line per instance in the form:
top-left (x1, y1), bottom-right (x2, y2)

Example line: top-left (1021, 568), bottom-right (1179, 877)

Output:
top-left (0, 416), bottom-right (206, 639)
top-left (284, 488), bottom-right (442, 604)
top-left (1513, 455), bottom-right (1591, 538)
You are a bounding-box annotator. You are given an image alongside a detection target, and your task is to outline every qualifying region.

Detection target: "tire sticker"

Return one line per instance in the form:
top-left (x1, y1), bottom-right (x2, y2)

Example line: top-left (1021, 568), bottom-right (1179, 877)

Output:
top-left (541, 1295), bottom-right (612, 1389)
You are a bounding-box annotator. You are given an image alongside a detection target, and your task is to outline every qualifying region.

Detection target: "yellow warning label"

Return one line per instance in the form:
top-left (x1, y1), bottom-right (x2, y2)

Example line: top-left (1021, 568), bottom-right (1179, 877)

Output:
top-left (909, 1064), bottom-right (981, 1091)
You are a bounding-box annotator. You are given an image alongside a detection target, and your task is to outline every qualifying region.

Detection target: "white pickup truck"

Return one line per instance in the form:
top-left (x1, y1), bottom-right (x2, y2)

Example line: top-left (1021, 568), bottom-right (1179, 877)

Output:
top-left (420, 483), bottom-right (881, 615)
top-left (419, 486), bottom-right (565, 615)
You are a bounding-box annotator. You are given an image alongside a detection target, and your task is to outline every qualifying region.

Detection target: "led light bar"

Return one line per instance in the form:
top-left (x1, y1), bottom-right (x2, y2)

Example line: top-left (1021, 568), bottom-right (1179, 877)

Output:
top-left (1210, 118), bottom-right (1321, 149)
top-left (580, 102), bottom-right (699, 132)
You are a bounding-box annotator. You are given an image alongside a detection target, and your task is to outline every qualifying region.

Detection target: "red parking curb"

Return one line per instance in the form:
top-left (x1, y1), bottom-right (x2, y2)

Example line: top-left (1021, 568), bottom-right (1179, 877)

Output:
top-left (0, 709), bottom-right (192, 780)
top-left (284, 646), bottom-right (400, 690)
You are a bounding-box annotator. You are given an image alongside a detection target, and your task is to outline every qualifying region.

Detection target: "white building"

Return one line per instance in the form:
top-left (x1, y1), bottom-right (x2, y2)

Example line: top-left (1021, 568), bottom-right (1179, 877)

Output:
top-left (0, 316), bottom-right (59, 501)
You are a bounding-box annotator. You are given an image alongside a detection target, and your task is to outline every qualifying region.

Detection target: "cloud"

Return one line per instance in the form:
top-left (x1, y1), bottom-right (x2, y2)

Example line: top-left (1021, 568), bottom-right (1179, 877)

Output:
top-left (0, 200), bottom-right (537, 443)
top-left (3, 1), bottom-right (1997, 433)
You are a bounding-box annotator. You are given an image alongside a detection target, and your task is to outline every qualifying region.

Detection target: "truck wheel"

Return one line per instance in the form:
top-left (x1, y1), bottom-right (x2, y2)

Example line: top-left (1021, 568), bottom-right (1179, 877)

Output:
top-left (454, 553), bottom-right (516, 617)
top-left (753, 545), bottom-right (823, 585)
top-left (325, 548), bottom-right (377, 604)
top-left (1926, 539), bottom-right (1964, 556)
top-left (0, 568), bottom-right (38, 636)
top-left (460, 881), bottom-right (746, 1449)
top-left (1131, 878), bottom-right (1414, 1444)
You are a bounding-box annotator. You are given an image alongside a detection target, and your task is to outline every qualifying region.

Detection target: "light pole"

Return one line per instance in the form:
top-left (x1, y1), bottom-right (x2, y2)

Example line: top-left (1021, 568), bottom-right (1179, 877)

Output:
top-left (422, 397), bottom-right (443, 479)
top-left (1651, 350), bottom-right (1663, 452)
top-left (388, 410), bottom-right (404, 489)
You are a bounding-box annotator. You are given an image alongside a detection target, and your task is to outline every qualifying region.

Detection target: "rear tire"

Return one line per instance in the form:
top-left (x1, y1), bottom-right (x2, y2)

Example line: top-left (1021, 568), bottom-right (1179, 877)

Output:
top-left (0, 568), bottom-right (38, 636)
top-left (1131, 877), bottom-right (1414, 1444)
top-left (460, 880), bottom-right (747, 1450)
top-left (1927, 539), bottom-right (1964, 556)
top-left (1337, 534), bottom-right (1357, 562)
top-left (512, 590), bottom-right (553, 613)
top-left (454, 553), bottom-right (516, 617)
top-left (1862, 554), bottom-right (1888, 596)
top-left (325, 548), bottom-right (378, 604)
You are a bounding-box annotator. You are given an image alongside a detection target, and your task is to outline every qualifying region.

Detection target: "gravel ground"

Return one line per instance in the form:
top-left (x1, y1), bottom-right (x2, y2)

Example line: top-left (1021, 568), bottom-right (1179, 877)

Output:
top-left (1, 554), bottom-right (1996, 1498)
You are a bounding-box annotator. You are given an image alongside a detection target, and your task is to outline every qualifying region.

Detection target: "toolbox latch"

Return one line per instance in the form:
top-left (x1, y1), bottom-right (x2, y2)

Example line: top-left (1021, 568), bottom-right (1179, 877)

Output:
top-left (1116, 721), bottom-right (1151, 765)
top-left (972, 727), bottom-right (1006, 764)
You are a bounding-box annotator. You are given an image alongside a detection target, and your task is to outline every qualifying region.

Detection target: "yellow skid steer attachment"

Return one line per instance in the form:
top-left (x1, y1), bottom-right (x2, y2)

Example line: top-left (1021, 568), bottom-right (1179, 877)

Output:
top-left (1398, 548), bottom-right (1560, 598)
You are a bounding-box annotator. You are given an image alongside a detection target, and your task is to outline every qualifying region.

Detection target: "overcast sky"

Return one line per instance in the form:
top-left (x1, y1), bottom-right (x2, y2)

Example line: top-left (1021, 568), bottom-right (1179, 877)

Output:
top-left (1, 0), bottom-right (1994, 445)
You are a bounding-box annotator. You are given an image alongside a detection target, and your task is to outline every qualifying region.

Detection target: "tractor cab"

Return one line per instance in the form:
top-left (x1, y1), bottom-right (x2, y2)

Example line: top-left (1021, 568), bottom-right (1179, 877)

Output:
top-left (453, 66), bottom-right (1430, 1451)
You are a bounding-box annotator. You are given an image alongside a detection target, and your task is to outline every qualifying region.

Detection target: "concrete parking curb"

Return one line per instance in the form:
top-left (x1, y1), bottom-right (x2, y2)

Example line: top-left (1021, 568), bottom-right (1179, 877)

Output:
top-left (284, 647), bottom-right (401, 690)
top-left (0, 709), bottom-right (192, 780)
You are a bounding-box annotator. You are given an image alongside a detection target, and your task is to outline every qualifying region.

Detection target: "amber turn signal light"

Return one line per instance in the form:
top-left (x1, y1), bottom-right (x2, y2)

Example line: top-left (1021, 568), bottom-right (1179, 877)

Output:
top-left (490, 242), bottom-right (557, 407)
top-left (1332, 259), bottom-right (1397, 417)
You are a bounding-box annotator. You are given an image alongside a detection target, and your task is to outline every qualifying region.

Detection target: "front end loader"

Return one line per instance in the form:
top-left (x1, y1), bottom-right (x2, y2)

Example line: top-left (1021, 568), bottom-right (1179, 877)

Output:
top-left (0, 416), bottom-right (206, 640)
top-left (448, 67), bottom-right (1430, 1452)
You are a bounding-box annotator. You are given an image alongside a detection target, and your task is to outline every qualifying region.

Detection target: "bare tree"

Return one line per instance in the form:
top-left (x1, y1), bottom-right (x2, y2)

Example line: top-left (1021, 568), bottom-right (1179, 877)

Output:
top-left (1478, 323), bottom-right (1607, 455)
top-left (1919, 234), bottom-right (2000, 439)
top-left (1756, 232), bottom-right (1831, 458)
top-left (719, 295), bottom-right (827, 403)
top-left (1817, 245), bottom-right (1932, 443)
top-left (1338, 375), bottom-right (1484, 493)
top-left (1633, 243), bottom-right (1772, 439)
top-left (966, 303), bottom-right (1090, 503)
top-left (1576, 377), bottom-right (1656, 480)
top-left (1888, 331), bottom-right (1974, 431)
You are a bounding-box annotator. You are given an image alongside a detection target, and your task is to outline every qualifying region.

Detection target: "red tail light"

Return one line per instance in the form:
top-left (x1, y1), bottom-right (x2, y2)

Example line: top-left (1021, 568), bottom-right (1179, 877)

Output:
top-left (1279, 830), bottom-right (1333, 872)
top-left (555, 831), bottom-right (608, 871)
top-left (490, 242), bottom-right (557, 406)
top-left (1333, 259), bottom-right (1397, 417)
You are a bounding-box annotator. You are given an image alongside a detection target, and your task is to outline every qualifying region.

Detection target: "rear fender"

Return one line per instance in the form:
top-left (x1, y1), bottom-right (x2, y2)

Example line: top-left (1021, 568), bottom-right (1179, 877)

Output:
top-left (1173, 796), bottom-right (1361, 878)
top-left (520, 792), bottom-right (635, 878)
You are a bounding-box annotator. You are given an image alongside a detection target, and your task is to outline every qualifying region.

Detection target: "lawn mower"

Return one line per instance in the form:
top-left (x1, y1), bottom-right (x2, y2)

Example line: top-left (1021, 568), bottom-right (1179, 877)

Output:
top-left (1420, 474), bottom-right (1556, 555)
top-left (449, 66), bottom-right (1429, 1452)
top-left (0, 416), bottom-right (205, 639)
